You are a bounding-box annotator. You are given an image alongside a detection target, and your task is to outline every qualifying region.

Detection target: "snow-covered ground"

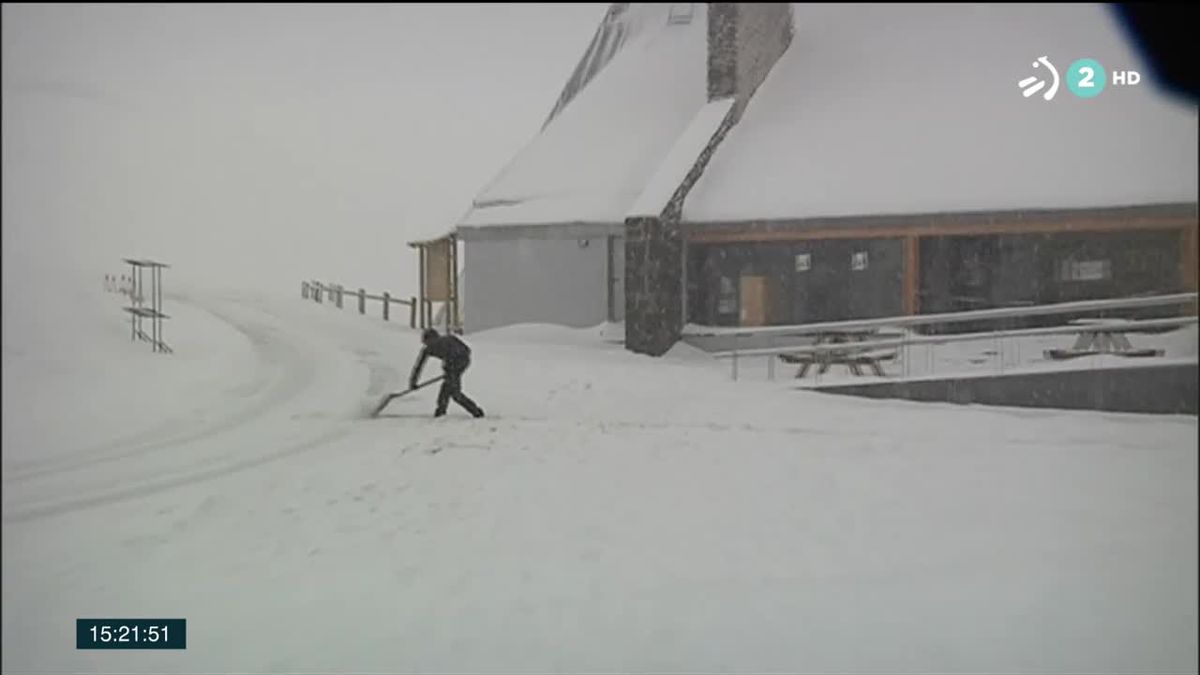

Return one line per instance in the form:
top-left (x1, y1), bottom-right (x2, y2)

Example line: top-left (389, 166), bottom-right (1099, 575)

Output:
top-left (3, 271), bottom-right (1197, 674)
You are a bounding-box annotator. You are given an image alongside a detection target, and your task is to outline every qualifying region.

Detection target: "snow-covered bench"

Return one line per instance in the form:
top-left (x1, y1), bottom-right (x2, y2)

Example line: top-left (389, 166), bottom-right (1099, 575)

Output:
top-left (777, 330), bottom-right (901, 378)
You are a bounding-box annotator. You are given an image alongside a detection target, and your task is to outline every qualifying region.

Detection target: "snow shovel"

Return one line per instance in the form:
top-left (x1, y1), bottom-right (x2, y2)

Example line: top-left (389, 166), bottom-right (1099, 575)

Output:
top-left (368, 376), bottom-right (445, 418)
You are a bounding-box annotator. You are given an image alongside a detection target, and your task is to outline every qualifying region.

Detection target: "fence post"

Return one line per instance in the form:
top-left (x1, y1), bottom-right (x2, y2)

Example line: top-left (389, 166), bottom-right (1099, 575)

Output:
top-left (316, 284), bottom-right (323, 303)
top-left (766, 335), bottom-right (775, 381)
top-left (383, 292), bottom-right (390, 321)
top-left (359, 288), bottom-right (366, 314)
top-left (410, 297), bottom-right (417, 328)
top-left (336, 285), bottom-right (343, 309)
top-left (732, 334), bottom-right (740, 381)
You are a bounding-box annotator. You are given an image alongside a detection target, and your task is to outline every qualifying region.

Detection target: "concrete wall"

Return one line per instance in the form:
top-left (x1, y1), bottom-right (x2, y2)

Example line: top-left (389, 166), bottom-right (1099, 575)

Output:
top-left (462, 236), bottom-right (611, 334)
top-left (814, 362), bottom-right (1199, 415)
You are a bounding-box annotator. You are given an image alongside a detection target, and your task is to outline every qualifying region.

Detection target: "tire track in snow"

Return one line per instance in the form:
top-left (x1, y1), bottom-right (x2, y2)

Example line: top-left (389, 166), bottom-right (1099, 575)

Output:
top-left (2, 293), bottom-right (368, 523)
top-left (5, 298), bottom-right (317, 483)
top-left (2, 425), bottom-right (351, 523)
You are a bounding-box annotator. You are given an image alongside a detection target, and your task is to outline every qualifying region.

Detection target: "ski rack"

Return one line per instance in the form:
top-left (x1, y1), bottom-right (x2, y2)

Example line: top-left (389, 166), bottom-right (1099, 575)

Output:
top-left (122, 258), bottom-right (172, 354)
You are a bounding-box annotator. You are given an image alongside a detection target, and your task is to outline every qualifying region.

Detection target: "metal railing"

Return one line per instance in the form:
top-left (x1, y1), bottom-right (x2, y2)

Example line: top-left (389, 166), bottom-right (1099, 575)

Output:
top-left (704, 292), bottom-right (1198, 381)
top-left (301, 280), bottom-right (423, 328)
top-left (687, 292), bottom-right (1198, 339)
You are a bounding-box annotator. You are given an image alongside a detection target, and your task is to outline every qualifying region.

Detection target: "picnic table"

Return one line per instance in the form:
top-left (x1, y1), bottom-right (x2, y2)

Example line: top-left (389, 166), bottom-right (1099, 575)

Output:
top-left (1043, 318), bottom-right (1164, 360)
top-left (778, 329), bottom-right (905, 378)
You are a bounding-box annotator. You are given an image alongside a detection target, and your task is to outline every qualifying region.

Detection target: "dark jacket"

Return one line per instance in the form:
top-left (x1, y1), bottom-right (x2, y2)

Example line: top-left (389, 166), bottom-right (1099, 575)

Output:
top-left (411, 334), bottom-right (471, 385)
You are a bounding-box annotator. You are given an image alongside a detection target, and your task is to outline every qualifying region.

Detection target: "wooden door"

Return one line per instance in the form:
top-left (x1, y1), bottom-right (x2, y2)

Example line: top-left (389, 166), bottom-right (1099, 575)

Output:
top-left (739, 275), bottom-right (769, 326)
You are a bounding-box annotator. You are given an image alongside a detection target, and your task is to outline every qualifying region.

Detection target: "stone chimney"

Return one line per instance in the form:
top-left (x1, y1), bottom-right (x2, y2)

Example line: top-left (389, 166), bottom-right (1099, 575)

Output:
top-left (708, 3), bottom-right (794, 117)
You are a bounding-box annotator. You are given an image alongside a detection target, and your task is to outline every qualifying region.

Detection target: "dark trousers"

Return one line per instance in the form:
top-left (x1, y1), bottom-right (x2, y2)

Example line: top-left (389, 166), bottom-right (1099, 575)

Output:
top-left (438, 360), bottom-right (483, 417)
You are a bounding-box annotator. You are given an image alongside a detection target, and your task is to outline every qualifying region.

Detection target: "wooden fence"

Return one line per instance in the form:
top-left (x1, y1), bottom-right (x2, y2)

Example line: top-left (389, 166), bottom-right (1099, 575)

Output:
top-left (301, 281), bottom-right (429, 328)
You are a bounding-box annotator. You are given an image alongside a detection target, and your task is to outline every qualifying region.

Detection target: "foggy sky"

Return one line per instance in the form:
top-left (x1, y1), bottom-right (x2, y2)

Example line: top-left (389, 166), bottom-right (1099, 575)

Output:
top-left (2, 3), bottom-right (608, 296)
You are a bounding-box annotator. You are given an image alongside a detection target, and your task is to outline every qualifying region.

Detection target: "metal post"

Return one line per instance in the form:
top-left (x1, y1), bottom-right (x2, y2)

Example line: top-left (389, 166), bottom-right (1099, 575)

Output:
top-left (158, 265), bottom-right (165, 353)
top-left (359, 288), bottom-right (366, 314)
top-left (409, 297), bottom-right (416, 328)
top-left (151, 266), bottom-right (157, 352)
top-left (133, 264), bottom-right (142, 340)
top-left (766, 335), bottom-right (774, 381)
top-left (732, 334), bottom-right (739, 381)
top-left (157, 266), bottom-right (163, 353)
top-left (152, 266), bottom-right (159, 352)
top-left (383, 292), bottom-right (390, 321)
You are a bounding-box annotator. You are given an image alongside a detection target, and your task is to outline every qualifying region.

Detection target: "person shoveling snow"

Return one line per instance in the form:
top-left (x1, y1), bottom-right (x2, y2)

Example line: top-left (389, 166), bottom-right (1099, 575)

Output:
top-left (409, 328), bottom-right (485, 419)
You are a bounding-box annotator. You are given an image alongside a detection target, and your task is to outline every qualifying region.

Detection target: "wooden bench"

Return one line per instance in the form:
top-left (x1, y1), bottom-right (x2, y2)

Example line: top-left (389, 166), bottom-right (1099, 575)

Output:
top-left (778, 330), bottom-right (902, 378)
top-left (1044, 318), bottom-right (1164, 360)
top-left (780, 349), bottom-right (897, 377)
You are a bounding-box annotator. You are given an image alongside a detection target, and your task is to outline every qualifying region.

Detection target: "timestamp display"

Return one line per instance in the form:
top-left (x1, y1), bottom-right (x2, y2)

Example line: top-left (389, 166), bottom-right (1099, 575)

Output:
top-left (76, 618), bottom-right (186, 650)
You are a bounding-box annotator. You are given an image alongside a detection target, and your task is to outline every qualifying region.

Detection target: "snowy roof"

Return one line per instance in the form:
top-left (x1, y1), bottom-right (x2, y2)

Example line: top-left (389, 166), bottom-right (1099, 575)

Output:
top-left (683, 3), bottom-right (1200, 223)
top-left (627, 97), bottom-right (734, 219)
top-left (459, 3), bottom-right (708, 231)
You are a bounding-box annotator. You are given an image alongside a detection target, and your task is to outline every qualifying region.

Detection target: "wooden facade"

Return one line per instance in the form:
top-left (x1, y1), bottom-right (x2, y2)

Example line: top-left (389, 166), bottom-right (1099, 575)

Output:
top-left (683, 204), bottom-right (1198, 327)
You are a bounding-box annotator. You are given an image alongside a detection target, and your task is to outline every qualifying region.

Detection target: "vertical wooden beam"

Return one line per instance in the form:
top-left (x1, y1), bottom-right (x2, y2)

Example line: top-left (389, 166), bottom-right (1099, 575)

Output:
top-left (445, 238), bottom-right (453, 333)
top-left (418, 246), bottom-right (426, 329)
top-left (451, 236), bottom-right (460, 333)
top-left (903, 235), bottom-right (919, 315)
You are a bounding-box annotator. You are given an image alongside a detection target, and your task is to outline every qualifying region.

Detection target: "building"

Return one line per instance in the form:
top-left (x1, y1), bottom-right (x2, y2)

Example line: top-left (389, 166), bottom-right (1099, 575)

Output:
top-left (439, 3), bottom-right (1198, 355)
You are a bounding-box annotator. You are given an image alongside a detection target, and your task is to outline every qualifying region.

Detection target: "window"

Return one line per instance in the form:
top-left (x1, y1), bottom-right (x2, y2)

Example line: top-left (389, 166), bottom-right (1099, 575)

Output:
top-left (717, 276), bottom-right (737, 314)
top-left (668, 3), bottom-right (694, 25)
top-left (1059, 259), bottom-right (1112, 282)
top-left (851, 251), bottom-right (869, 271)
